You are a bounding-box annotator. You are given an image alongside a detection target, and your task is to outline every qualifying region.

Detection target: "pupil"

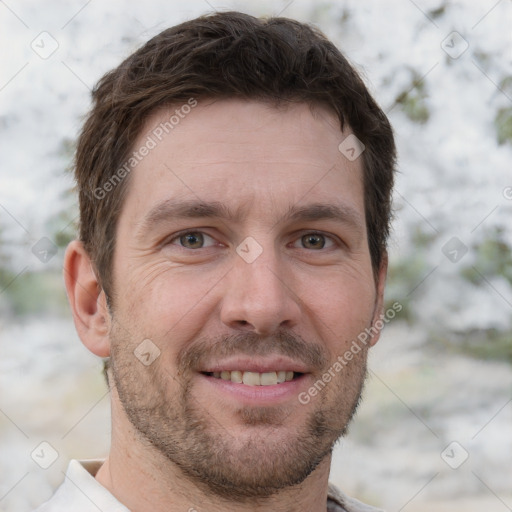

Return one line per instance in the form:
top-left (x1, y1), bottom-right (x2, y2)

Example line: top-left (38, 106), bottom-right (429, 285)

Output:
top-left (182, 232), bottom-right (203, 248)
top-left (304, 234), bottom-right (324, 249)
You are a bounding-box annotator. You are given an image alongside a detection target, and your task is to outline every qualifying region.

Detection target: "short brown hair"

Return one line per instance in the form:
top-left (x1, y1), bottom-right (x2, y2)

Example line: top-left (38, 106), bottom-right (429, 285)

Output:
top-left (75, 11), bottom-right (396, 302)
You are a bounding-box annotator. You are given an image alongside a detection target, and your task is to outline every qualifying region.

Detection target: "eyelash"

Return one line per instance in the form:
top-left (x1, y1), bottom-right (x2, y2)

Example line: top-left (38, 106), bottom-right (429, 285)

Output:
top-left (166, 230), bottom-right (338, 250)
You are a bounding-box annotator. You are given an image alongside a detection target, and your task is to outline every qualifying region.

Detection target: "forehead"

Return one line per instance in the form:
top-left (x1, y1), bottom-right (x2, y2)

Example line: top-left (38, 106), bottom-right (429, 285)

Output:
top-left (122, 99), bottom-right (365, 228)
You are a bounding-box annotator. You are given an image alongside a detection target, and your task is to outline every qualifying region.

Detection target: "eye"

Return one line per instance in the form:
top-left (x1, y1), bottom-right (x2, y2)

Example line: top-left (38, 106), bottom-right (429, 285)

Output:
top-left (294, 233), bottom-right (335, 250)
top-left (170, 231), bottom-right (216, 249)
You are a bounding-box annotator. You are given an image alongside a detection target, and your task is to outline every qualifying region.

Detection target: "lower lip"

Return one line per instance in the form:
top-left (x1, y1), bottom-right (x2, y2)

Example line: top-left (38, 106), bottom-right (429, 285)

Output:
top-left (198, 373), bottom-right (309, 405)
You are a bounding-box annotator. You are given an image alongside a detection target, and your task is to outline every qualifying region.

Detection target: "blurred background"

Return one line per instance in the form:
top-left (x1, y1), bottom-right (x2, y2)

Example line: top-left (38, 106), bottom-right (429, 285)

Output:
top-left (0, 0), bottom-right (511, 511)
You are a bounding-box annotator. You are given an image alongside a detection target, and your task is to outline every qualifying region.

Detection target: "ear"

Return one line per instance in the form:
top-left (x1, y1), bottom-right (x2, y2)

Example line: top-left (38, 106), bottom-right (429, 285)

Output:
top-left (64, 240), bottom-right (111, 357)
top-left (369, 252), bottom-right (388, 347)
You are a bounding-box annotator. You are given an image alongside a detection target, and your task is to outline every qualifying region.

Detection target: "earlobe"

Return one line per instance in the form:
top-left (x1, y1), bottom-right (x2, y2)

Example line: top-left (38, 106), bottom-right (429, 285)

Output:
top-left (369, 252), bottom-right (389, 347)
top-left (64, 240), bottom-right (111, 357)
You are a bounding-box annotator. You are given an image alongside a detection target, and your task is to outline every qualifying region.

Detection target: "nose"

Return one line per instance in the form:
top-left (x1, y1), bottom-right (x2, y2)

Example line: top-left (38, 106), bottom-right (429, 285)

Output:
top-left (220, 248), bottom-right (302, 335)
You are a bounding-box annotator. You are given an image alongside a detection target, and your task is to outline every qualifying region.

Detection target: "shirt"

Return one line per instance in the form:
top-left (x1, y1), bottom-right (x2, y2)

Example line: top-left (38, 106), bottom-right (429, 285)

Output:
top-left (34, 460), bottom-right (384, 512)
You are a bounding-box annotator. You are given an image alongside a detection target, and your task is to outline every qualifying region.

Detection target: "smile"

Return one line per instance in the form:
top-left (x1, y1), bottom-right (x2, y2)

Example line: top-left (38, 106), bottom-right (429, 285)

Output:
top-left (203, 370), bottom-right (302, 386)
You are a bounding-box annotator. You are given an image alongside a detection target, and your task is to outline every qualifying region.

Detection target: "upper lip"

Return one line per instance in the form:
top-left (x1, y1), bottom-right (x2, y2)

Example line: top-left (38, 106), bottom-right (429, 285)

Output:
top-left (200, 356), bottom-right (310, 374)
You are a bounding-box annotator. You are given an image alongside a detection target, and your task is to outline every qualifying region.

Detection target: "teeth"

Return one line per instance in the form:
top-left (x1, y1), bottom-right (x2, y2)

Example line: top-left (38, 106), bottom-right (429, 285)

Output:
top-left (209, 370), bottom-right (297, 385)
top-left (243, 371), bottom-right (261, 386)
top-left (231, 370), bottom-right (243, 383)
top-left (260, 372), bottom-right (278, 385)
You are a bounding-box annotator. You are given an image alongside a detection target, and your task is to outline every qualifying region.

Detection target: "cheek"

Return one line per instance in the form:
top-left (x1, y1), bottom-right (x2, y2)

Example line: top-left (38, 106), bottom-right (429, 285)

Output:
top-left (119, 260), bottom-right (224, 341)
top-left (296, 266), bottom-right (376, 346)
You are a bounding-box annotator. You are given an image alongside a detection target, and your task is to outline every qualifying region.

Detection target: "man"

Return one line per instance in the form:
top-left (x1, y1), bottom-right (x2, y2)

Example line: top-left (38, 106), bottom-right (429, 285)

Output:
top-left (36, 10), bottom-right (395, 512)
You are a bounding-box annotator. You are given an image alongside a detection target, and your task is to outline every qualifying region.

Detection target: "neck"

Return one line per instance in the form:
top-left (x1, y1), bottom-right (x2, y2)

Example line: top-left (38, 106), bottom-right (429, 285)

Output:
top-left (96, 390), bottom-right (332, 512)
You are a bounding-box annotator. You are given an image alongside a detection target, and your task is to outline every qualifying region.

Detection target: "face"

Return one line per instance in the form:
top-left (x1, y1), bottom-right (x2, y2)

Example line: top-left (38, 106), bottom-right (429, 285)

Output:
top-left (107, 99), bottom-right (384, 499)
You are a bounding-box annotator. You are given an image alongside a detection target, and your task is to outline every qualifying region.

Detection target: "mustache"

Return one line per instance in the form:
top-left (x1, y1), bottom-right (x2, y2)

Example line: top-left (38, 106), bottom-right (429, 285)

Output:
top-left (176, 330), bottom-right (329, 375)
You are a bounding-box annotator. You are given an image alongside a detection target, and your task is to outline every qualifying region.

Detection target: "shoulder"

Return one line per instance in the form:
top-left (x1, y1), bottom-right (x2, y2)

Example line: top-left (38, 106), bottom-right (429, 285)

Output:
top-left (328, 483), bottom-right (386, 512)
top-left (32, 459), bottom-right (128, 512)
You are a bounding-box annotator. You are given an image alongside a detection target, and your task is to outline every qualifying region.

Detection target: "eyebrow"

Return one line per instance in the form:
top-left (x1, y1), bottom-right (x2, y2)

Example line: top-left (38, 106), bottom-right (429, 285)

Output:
top-left (283, 203), bottom-right (364, 231)
top-left (135, 198), bottom-right (364, 239)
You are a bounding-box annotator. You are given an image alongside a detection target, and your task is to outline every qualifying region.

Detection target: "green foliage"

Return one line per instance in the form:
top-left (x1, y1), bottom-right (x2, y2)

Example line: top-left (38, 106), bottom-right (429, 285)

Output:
top-left (385, 224), bottom-right (437, 322)
top-left (0, 224), bottom-right (15, 297)
top-left (47, 208), bottom-right (77, 248)
top-left (386, 224), bottom-right (512, 365)
top-left (410, 224), bottom-right (438, 248)
top-left (0, 266), bottom-right (15, 295)
top-left (45, 187), bottom-right (78, 248)
top-left (394, 71), bottom-right (430, 124)
top-left (495, 106), bottom-right (512, 145)
top-left (460, 227), bottom-right (512, 285)
top-left (428, 4), bottom-right (447, 19)
top-left (0, 222), bottom-right (68, 317)
top-left (3, 270), bottom-right (68, 317)
top-left (434, 328), bottom-right (512, 364)
top-left (309, 2), bottom-right (338, 25)
top-left (473, 50), bottom-right (491, 68)
top-left (499, 75), bottom-right (512, 94)
top-left (58, 137), bottom-right (76, 167)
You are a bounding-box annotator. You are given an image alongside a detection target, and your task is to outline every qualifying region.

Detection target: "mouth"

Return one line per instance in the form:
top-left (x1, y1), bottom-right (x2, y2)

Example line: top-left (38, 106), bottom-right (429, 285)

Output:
top-left (201, 370), bottom-right (304, 386)
top-left (196, 357), bottom-right (311, 406)
top-left (195, 355), bottom-right (312, 406)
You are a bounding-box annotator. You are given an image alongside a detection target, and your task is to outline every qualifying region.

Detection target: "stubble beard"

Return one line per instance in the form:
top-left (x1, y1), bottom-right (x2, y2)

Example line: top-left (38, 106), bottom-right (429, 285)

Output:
top-left (110, 328), bottom-right (368, 501)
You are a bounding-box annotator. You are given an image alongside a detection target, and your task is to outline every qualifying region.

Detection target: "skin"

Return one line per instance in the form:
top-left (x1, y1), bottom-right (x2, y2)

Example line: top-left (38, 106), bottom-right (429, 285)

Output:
top-left (64, 99), bottom-right (387, 512)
